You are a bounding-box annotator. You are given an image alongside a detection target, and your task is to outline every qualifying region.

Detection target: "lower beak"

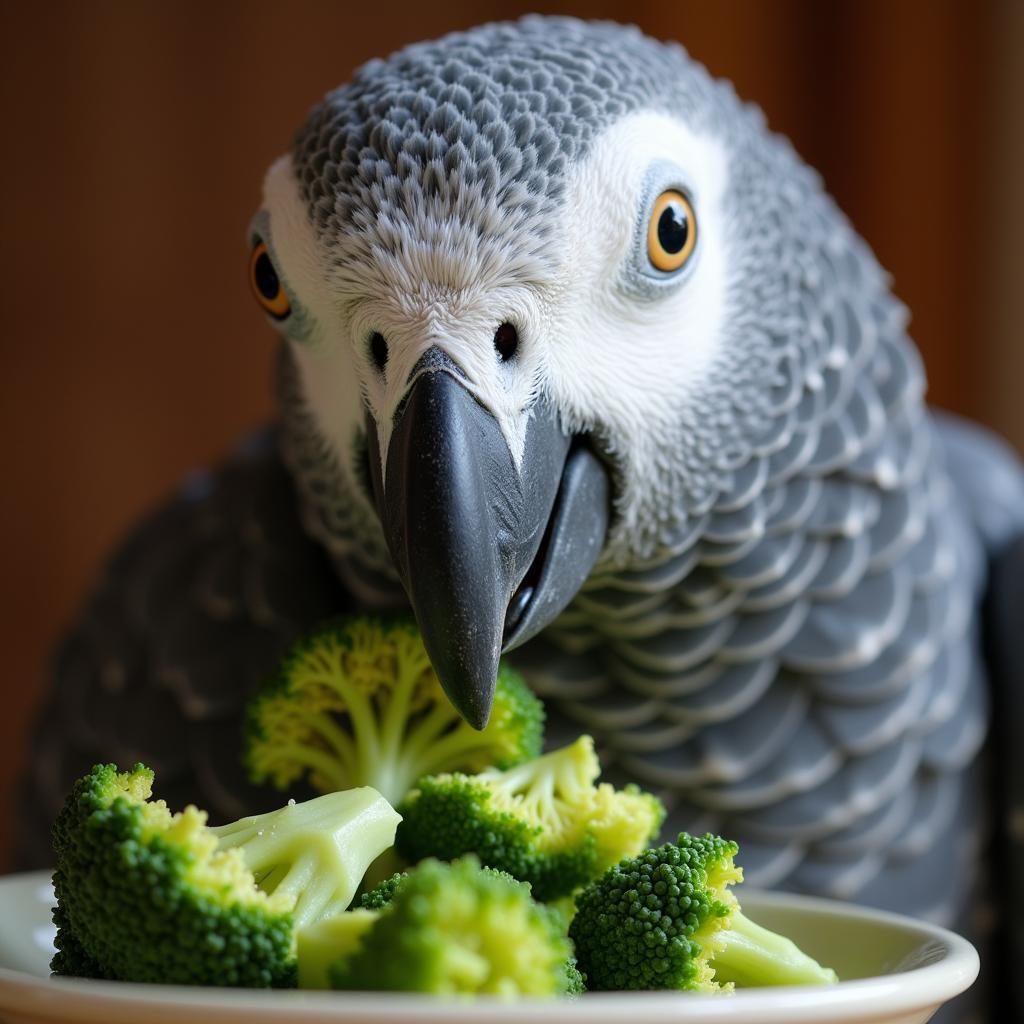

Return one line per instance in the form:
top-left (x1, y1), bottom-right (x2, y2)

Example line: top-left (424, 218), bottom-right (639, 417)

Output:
top-left (366, 349), bottom-right (609, 728)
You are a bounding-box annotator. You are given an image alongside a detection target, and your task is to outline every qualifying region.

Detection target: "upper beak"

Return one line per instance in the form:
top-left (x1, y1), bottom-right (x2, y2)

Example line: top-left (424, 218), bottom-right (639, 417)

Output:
top-left (366, 348), bottom-right (609, 728)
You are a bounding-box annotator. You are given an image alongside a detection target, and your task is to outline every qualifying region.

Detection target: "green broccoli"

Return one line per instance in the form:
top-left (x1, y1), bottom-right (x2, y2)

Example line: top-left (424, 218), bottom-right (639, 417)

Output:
top-left (357, 863), bottom-right (527, 909)
top-left (395, 735), bottom-right (665, 900)
top-left (296, 909), bottom-right (378, 990)
top-left (569, 832), bottom-right (839, 991)
top-left (300, 863), bottom-right (583, 993)
top-left (317, 857), bottom-right (582, 996)
top-left (357, 871), bottom-right (408, 910)
top-left (244, 615), bottom-right (544, 807)
top-left (51, 763), bottom-right (400, 986)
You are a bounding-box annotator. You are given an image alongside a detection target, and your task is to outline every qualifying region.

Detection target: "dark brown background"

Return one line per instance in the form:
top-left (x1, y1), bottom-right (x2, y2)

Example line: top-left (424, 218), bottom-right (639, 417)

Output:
top-left (2, 0), bottom-right (1021, 867)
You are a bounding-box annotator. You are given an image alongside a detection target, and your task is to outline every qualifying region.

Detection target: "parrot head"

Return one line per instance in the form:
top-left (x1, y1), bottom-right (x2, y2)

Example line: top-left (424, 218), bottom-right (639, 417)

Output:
top-left (249, 17), bottom-right (889, 728)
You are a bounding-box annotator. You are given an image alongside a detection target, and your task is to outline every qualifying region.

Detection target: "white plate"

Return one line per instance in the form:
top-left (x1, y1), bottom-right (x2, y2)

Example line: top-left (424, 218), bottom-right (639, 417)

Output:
top-left (0, 870), bottom-right (978, 1024)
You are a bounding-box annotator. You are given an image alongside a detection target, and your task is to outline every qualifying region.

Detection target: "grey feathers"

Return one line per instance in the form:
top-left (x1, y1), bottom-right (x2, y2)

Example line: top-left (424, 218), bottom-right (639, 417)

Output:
top-left (278, 347), bottom-right (404, 607)
top-left (294, 17), bottom-right (708, 239)
top-left (509, 161), bottom-right (991, 927)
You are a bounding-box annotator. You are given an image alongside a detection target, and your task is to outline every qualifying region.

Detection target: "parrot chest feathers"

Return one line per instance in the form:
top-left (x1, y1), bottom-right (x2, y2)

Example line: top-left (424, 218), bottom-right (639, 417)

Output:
top-left (510, 285), bottom-right (988, 924)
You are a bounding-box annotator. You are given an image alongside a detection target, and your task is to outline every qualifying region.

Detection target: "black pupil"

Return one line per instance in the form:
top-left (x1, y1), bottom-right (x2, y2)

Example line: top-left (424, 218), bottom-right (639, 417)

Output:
top-left (657, 201), bottom-right (689, 255)
top-left (254, 251), bottom-right (280, 300)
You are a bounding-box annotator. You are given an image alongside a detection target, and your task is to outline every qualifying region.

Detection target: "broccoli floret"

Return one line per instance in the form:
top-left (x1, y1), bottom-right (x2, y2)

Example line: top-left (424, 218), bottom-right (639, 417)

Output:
top-left (244, 615), bottom-right (544, 806)
top-left (395, 735), bottom-right (665, 900)
top-left (570, 832), bottom-right (839, 991)
top-left (357, 864), bottom-right (525, 909)
top-left (357, 871), bottom-right (407, 910)
top-left (51, 763), bottom-right (400, 986)
top-left (50, 910), bottom-right (107, 979)
top-left (327, 858), bottom-right (580, 996)
top-left (563, 956), bottom-right (586, 995)
top-left (296, 909), bottom-right (378, 989)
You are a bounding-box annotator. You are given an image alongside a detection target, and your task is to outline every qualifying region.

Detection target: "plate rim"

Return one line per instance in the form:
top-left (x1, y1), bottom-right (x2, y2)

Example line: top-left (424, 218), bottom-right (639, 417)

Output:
top-left (0, 870), bottom-right (980, 1023)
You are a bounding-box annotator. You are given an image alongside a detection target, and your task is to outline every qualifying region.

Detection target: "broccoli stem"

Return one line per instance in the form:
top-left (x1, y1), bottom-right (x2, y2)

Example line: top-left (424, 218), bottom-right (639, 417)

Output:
top-left (396, 715), bottom-right (495, 784)
top-left (399, 701), bottom-right (461, 766)
top-left (362, 643), bottom-right (508, 804)
top-left (709, 910), bottom-right (839, 988)
top-left (368, 656), bottom-right (426, 802)
top-left (210, 788), bottom-right (401, 931)
top-left (213, 818), bottom-right (335, 928)
top-left (378, 654), bottom-right (421, 766)
top-left (293, 711), bottom-right (359, 771)
top-left (317, 670), bottom-right (381, 784)
top-left (262, 740), bottom-right (353, 791)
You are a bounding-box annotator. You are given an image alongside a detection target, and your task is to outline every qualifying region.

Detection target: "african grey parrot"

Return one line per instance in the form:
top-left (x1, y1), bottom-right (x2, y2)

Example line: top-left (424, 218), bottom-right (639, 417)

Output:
top-left (19, 16), bottom-right (1024, 1020)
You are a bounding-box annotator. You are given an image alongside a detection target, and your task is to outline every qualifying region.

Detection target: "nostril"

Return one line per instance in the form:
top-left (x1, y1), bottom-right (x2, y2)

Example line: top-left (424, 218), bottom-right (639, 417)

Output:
top-left (369, 332), bottom-right (388, 372)
top-left (494, 322), bottom-right (519, 362)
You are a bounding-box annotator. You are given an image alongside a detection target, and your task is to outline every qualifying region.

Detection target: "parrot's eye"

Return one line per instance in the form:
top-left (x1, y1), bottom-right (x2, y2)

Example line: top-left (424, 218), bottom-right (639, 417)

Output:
top-left (249, 240), bottom-right (291, 319)
top-left (646, 190), bottom-right (697, 273)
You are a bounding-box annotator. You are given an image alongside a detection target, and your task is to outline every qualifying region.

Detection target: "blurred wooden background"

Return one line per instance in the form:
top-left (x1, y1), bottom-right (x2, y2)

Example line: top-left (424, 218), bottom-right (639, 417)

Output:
top-left (1, 0), bottom-right (1021, 867)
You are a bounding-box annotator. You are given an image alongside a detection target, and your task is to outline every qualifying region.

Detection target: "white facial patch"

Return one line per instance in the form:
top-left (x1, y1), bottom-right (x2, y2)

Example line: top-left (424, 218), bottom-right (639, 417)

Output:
top-left (537, 111), bottom-right (732, 556)
top-left (261, 157), bottom-right (367, 487)
top-left (338, 272), bottom-right (545, 483)
top-left (543, 111), bottom-right (730, 441)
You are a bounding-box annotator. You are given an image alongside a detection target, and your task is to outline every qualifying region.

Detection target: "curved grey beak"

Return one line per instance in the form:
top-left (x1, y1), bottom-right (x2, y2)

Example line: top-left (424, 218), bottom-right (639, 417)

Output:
top-left (366, 349), bottom-right (609, 728)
